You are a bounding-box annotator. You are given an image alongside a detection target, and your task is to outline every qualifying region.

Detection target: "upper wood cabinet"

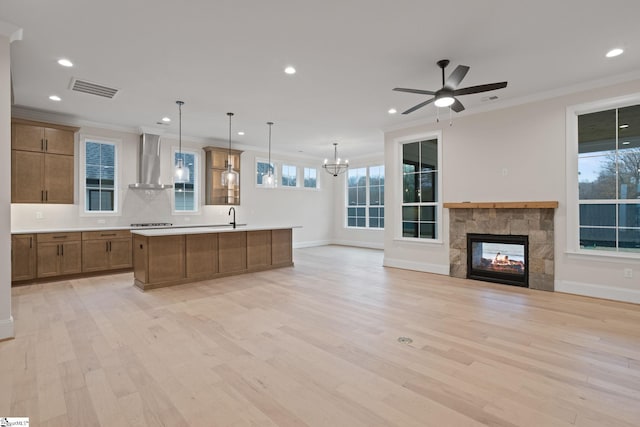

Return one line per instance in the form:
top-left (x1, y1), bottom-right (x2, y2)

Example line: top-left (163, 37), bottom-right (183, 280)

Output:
top-left (203, 146), bottom-right (243, 205)
top-left (11, 118), bottom-right (78, 204)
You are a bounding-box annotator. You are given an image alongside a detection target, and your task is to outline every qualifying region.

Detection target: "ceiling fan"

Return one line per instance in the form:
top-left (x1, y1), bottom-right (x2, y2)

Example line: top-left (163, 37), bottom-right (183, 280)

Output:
top-left (393, 59), bottom-right (507, 114)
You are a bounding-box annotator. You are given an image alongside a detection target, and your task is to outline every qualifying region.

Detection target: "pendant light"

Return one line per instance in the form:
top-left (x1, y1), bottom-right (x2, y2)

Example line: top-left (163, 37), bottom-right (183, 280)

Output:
top-left (174, 100), bottom-right (190, 183)
top-left (221, 112), bottom-right (239, 189)
top-left (322, 142), bottom-right (349, 176)
top-left (264, 121), bottom-right (275, 188)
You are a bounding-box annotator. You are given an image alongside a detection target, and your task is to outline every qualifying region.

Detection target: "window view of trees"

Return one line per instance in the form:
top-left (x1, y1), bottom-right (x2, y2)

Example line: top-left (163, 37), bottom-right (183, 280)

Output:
top-left (85, 141), bottom-right (115, 211)
top-left (402, 139), bottom-right (438, 239)
top-left (347, 165), bottom-right (384, 228)
top-left (578, 104), bottom-right (640, 253)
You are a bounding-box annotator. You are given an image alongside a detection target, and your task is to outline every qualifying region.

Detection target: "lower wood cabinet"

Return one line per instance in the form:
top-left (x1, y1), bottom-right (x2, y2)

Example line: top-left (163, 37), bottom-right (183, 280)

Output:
top-left (186, 233), bottom-right (218, 279)
top-left (11, 234), bottom-right (37, 281)
top-left (37, 232), bottom-right (82, 278)
top-left (133, 228), bottom-right (294, 290)
top-left (82, 230), bottom-right (132, 272)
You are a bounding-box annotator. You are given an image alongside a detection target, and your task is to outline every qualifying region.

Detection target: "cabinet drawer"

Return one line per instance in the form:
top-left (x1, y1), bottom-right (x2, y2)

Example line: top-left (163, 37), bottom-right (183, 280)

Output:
top-left (37, 232), bottom-right (82, 243)
top-left (82, 230), bottom-right (131, 240)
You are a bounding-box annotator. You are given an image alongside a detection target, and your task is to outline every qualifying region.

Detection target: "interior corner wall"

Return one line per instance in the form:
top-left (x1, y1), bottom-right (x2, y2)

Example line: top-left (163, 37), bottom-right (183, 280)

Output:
top-left (384, 78), bottom-right (640, 303)
top-left (0, 35), bottom-right (14, 339)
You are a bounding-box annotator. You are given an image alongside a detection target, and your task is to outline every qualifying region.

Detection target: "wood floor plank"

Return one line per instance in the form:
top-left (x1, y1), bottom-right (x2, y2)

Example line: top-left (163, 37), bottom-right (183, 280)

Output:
top-left (2, 245), bottom-right (639, 426)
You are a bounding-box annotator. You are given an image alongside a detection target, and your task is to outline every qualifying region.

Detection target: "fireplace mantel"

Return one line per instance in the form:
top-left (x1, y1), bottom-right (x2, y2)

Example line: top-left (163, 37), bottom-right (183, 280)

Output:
top-left (444, 201), bottom-right (558, 209)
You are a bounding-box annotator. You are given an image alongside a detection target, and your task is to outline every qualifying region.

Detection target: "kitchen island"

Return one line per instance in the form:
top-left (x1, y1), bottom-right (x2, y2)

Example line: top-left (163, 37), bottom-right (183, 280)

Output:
top-left (131, 226), bottom-right (295, 290)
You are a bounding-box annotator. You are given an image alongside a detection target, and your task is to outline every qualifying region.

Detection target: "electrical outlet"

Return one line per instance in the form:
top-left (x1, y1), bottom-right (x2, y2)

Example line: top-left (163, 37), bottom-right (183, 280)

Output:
top-left (35, 211), bottom-right (44, 219)
top-left (624, 268), bottom-right (633, 279)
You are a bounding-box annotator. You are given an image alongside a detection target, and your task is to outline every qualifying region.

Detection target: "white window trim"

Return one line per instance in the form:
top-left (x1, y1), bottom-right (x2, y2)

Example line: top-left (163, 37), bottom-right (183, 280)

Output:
top-left (566, 92), bottom-right (640, 259)
top-left (345, 165), bottom-right (385, 230)
top-left (394, 130), bottom-right (443, 243)
top-left (79, 134), bottom-right (122, 216)
top-left (172, 147), bottom-right (200, 214)
top-left (303, 166), bottom-right (319, 190)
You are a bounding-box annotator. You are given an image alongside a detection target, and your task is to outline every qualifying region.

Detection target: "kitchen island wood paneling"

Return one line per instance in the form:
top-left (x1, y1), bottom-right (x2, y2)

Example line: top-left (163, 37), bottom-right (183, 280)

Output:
top-left (131, 226), bottom-right (295, 290)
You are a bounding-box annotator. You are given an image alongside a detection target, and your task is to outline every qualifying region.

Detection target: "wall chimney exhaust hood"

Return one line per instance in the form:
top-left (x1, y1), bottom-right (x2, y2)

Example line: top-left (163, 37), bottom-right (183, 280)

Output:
top-left (129, 133), bottom-right (173, 189)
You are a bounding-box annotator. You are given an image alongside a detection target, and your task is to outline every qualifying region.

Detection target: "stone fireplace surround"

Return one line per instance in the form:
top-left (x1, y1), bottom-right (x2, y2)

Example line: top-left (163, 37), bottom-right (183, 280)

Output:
top-left (444, 201), bottom-right (558, 291)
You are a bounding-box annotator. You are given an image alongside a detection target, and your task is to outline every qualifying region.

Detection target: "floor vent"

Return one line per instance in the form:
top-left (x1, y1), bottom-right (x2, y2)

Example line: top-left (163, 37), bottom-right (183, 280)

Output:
top-left (70, 78), bottom-right (119, 99)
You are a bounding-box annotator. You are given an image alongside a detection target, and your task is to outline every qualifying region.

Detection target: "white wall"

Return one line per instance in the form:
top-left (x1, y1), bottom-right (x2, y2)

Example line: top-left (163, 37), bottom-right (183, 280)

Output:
top-left (384, 78), bottom-right (640, 303)
top-left (0, 34), bottom-right (13, 339)
top-left (10, 122), bottom-right (334, 248)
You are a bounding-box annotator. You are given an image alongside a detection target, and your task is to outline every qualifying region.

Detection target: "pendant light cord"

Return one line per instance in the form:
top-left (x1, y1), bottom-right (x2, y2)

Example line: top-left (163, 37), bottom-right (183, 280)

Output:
top-left (267, 122), bottom-right (273, 170)
top-left (176, 100), bottom-right (184, 161)
top-left (227, 112), bottom-right (234, 164)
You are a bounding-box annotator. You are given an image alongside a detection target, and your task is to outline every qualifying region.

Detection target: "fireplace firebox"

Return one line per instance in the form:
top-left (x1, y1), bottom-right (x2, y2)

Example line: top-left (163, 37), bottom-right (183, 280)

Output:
top-left (467, 233), bottom-right (529, 287)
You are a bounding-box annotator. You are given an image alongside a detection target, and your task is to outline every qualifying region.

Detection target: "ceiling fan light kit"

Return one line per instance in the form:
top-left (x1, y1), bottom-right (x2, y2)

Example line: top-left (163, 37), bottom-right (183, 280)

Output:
top-left (393, 59), bottom-right (507, 115)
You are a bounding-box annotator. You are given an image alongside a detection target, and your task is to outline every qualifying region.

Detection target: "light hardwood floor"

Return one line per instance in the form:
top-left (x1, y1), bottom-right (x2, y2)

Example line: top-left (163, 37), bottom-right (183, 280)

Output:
top-left (2, 245), bottom-right (640, 426)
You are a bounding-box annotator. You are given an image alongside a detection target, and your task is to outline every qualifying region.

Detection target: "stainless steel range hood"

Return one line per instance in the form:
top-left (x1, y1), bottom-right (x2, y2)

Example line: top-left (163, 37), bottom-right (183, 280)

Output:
top-left (129, 133), bottom-right (173, 189)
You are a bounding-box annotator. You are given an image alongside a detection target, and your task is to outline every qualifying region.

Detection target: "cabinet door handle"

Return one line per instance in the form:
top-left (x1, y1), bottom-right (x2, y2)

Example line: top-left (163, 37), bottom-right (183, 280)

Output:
top-left (41, 190), bottom-right (44, 201)
top-left (109, 241), bottom-right (112, 252)
top-left (106, 242), bottom-right (109, 252)
top-left (53, 235), bottom-right (67, 239)
top-left (101, 233), bottom-right (117, 237)
top-left (41, 138), bottom-right (44, 151)
top-left (29, 237), bottom-right (32, 248)
top-left (61, 244), bottom-right (64, 256)
top-left (57, 244), bottom-right (60, 256)
top-left (45, 139), bottom-right (48, 152)
top-left (45, 191), bottom-right (48, 201)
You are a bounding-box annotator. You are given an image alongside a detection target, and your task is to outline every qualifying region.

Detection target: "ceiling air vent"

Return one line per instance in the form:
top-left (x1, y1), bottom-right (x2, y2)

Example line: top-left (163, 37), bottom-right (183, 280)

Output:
top-left (69, 78), bottom-right (119, 99)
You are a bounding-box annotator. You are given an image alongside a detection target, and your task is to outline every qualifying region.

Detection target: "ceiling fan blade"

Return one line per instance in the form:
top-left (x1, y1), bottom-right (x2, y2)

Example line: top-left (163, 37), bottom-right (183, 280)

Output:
top-left (402, 98), bottom-right (435, 114)
top-left (444, 65), bottom-right (470, 90)
top-left (393, 87), bottom-right (436, 95)
top-left (451, 98), bottom-right (465, 113)
top-left (454, 82), bottom-right (507, 96)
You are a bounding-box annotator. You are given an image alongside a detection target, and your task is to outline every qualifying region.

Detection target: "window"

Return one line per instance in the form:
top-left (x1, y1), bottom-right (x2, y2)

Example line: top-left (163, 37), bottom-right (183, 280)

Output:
top-left (401, 137), bottom-right (439, 239)
top-left (174, 150), bottom-right (198, 212)
top-left (576, 103), bottom-right (640, 254)
top-left (346, 165), bottom-right (385, 228)
top-left (256, 161), bottom-right (276, 186)
top-left (84, 140), bottom-right (116, 212)
top-left (282, 164), bottom-right (297, 187)
top-left (304, 167), bottom-right (317, 189)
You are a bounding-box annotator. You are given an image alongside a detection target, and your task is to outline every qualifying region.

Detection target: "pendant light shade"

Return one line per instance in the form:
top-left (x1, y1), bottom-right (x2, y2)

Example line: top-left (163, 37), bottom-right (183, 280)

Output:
top-left (174, 100), bottom-right (190, 183)
top-left (264, 121), bottom-right (275, 188)
top-left (221, 112), bottom-right (239, 189)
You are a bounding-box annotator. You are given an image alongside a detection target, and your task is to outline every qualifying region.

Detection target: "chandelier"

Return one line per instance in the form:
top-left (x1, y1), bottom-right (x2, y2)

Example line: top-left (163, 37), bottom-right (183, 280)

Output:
top-left (322, 143), bottom-right (348, 177)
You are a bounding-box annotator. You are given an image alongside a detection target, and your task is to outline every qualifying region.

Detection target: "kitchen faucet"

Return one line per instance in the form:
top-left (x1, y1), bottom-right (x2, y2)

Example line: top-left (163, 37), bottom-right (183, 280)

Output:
top-left (228, 207), bottom-right (236, 229)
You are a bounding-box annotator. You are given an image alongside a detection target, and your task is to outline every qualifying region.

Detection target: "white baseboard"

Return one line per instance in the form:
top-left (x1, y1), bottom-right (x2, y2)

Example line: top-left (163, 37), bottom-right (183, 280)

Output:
top-left (556, 280), bottom-right (640, 304)
top-left (0, 316), bottom-right (14, 341)
top-left (330, 239), bottom-right (384, 250)
top-left (293, 240), bottom-right (331, 249)
top-left (383, 257), bottom-right (449, 275)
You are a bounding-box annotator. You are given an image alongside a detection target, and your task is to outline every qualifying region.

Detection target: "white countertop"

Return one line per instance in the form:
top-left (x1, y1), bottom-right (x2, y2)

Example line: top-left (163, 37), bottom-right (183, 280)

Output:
top-left (11, 223), bottom-right (253, 234)
top-left (131, 225), bottom-right (300, 237)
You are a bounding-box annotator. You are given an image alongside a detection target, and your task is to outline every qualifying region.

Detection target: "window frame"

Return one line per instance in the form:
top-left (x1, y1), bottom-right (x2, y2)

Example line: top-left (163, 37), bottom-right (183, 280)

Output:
top-left (79, 135), bottom-right (121, 216)
top-left (281, 163), bottom-right (298, 188)
top-left (566, 92), bottom-right (640, 259)
top-left (255, 158), bottom-right (277, 188)
top-left (395, 131), bottom-right (443, 243)
top-left (172, 147), bottom-right (200, 214)
top-left (345, 165), bottom-right (385, 229)
top-left (303, 167), bottom-right (318, 189)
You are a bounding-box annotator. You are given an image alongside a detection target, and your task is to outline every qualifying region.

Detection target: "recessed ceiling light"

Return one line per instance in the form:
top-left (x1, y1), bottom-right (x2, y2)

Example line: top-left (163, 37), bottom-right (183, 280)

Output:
top-left (620, 124), bottom-right (629, 129)
top-left (237, 131), bottom-right (245, 136)
top-left (161, 117), bottom-right (171, 122)
top-left (606, 48), bottom-right (624, 58)
top-left (49, 95), bottom-right (61, 101)
top-left (622, 141), bottom-right (631, 145)
top-left (284, 66), bottom-right (296, 75)
top-left (57, 58), bottom-right (73, 67)
top-left (388, 108), bottom-right (397, 114)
